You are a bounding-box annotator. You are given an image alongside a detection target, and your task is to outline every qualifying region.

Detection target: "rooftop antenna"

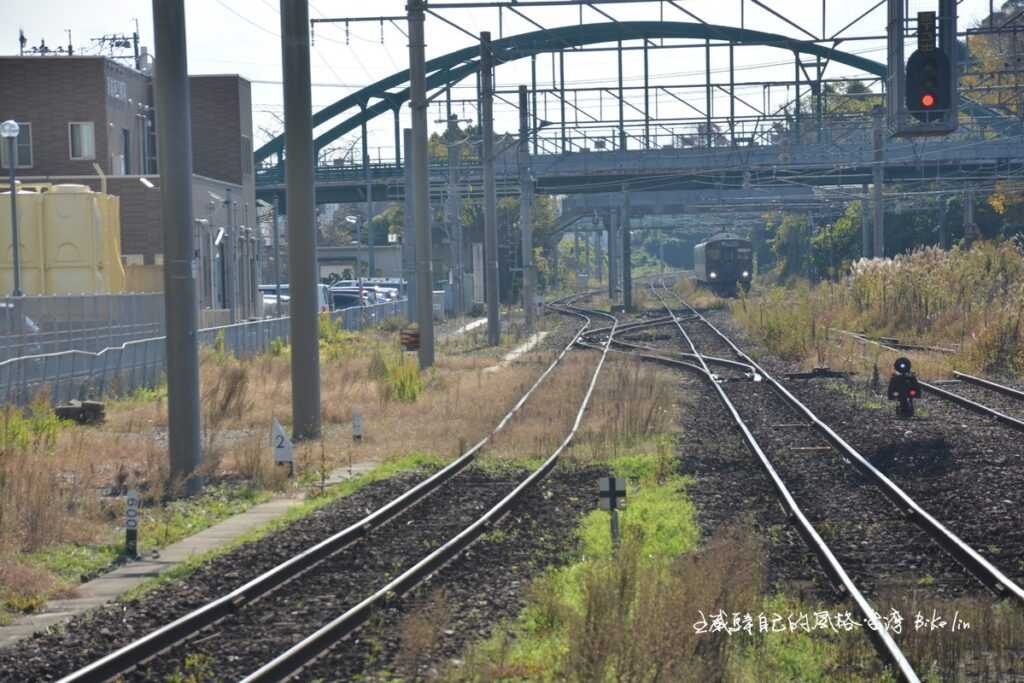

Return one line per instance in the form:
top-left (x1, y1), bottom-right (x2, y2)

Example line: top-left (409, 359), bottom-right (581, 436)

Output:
top-left (18, 29), bottom-right (26, 55)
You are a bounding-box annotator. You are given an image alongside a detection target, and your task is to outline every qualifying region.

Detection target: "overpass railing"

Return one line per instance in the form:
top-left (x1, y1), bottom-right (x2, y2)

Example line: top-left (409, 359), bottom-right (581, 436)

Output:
top-left (0, 299), bottom-right (408, 408)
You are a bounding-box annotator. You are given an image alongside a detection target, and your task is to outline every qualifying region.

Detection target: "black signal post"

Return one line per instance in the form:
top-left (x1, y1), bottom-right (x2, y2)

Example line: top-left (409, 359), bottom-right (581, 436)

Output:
top-left (888, 357), bottom-right (923, 418)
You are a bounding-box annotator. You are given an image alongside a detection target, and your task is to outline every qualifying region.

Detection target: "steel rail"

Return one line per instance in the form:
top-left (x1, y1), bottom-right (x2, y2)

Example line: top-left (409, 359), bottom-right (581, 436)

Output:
top-left (659, 282), bottom-right (1024, 608)
top-left (645, 281), bottom-right (919, 683)
top-left (919, 380), bottom-right (1024, 432)
top-left (58, 291), bottom-right (603, 683)
top-left (581, 316), bottom-right (754, 373)
top-left (953, 371), bottom-right (1024, 402)
top-left (240, 302), bottom-right (619, 682)
top-left (643, 282), bottom-right (917, 679)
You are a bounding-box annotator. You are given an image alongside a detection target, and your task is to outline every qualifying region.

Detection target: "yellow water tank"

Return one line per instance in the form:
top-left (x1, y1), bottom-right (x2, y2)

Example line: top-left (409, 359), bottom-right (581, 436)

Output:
top-left (0, 184), bottom-right (126, 294)
top-left (0, 188), bottom-right (44, 294)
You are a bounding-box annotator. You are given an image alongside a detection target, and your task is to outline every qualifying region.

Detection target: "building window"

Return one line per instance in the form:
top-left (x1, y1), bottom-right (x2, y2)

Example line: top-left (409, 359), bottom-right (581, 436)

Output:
top-left (69, 122), bottom-right (96, 160)
top-left (1, 122), bottom-right (32, 168)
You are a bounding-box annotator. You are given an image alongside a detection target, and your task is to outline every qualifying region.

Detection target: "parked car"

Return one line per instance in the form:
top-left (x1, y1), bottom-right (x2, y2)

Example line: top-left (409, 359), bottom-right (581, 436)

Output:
top-left (258, 284), bottom-right (330, 314)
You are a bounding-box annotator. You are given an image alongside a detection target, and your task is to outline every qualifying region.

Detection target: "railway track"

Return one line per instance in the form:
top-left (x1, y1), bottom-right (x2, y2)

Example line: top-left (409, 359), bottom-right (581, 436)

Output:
top-left (838, 330), bottom-right (1024, 431)
top-left (55, 293), bottom-right (618, 683)
top-left (598, 278), bottom-right (1024, 683)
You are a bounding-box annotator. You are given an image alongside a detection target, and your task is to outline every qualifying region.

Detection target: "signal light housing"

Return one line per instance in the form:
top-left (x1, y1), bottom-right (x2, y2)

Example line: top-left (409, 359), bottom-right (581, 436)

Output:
top-left (906, 48), bottom-right (951, 123)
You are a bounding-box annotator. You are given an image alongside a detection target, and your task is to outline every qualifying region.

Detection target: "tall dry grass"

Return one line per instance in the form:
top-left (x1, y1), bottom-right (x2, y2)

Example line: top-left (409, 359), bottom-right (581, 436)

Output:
top-left (732, 240), bottom-right (1024, 378)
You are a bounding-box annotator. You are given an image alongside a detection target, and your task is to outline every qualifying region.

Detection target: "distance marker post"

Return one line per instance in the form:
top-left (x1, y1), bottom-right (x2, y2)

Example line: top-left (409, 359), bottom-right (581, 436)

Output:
top-left (598, 476), bottom-right (627, 548)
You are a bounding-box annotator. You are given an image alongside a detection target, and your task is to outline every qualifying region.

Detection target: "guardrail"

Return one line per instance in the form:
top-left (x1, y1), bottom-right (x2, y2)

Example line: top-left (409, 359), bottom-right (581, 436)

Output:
top-left (0, 300), bottom-right (407, 407)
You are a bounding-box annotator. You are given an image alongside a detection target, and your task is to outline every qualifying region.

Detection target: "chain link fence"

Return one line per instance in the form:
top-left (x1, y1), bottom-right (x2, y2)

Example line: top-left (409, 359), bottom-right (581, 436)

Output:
top-left (0, 299), bottom-right (408, 407)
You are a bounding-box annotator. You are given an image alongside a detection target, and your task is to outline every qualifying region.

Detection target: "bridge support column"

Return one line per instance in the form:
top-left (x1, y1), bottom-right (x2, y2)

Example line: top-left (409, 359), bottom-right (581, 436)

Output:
top-left (607, 211), bottom-right (617, 301)
top-left (481, 32), bottom-right (501, 346)
top-left (622, 188), bottom-right (632, 311)
top-left (573, 231), bottom-right (580, 289)
top-left (280, 0), bottom-right (321, 441)
top-left (861, 183), bottom-right (871, 259)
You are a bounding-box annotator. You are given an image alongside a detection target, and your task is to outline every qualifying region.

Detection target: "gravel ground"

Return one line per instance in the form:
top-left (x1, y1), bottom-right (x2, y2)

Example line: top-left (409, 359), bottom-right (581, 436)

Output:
top-left (700, 308), bottom-right (1024, 596)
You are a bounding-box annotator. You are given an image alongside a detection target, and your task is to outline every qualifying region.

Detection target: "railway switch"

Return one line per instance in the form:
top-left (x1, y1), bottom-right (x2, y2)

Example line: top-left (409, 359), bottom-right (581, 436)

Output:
top-left (887, 357), bottom-right (922, 418)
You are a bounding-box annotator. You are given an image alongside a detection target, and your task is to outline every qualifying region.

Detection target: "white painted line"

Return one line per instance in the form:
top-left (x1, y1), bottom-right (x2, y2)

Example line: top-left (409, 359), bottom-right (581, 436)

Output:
top-left (452, 318), bottom-right (487, 335)
top-left (484, 331), bottom-right (550, 373)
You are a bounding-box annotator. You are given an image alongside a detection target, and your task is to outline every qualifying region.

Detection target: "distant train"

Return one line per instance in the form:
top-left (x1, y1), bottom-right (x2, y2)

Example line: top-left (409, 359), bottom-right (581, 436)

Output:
top-left (693, 232), bottom-right (753, 293)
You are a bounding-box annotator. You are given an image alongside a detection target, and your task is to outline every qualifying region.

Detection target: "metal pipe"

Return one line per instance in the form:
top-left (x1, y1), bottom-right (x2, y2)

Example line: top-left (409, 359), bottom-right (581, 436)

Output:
top-left (6, 137), bottom-right (20, 297)
top-left (480, 31), bottom-right (500, 346)
top-left (151, 0), bottom-right (202, 491)
top-left (272, 195), bottom-right (282, 316)
top-left (872, 106), bottom-right (884, 258)
top-left (410, 0), bottom-right (435, 367)
top-left (225, 189), bottom-right (236, 323)
top-left (362, 116), bottom-right (375, 278)
top-left (518, 85), bottom-right (536, 330)
top-left (280, 0), bottom-right (321, 439)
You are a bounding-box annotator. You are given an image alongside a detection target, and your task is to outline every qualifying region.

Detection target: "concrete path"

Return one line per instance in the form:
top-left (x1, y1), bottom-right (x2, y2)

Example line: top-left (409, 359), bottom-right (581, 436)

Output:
top-left (0, 460), bottom-right (378, 649)
top-left (484, 331), bottom-right (550, 373)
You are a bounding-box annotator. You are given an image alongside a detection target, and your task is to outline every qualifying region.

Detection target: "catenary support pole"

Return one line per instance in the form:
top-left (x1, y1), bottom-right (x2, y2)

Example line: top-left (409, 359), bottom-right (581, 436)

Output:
top-left (607, 209), bottom-right (618, 301)
top-left (402, 128), bottom-right (416, 317)
top-left (480, 31), bottom-right (500, 346)
top-left (447, 114), bottom-right (463, 316)
top-left (595, 229), bottom-right (603, 281)
top-left (409, 0), bottom-right (435, 368)
top-left (151, 0), bottom-right (202, 492)
top-left (280, 0), bottom-right (321, 440)
top-left (361, 117), bottom-right (375, 278)
top-left (518, 85), bottom-right (536, 330)
top-left (872, 106), bottom-right (884, 259)
top-left (621, 187), bottom-right (632, 311)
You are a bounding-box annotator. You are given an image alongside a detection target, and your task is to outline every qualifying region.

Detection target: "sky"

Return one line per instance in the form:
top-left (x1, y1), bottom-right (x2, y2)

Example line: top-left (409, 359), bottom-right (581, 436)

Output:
top-left (5, 1), bottom-right (999, 163)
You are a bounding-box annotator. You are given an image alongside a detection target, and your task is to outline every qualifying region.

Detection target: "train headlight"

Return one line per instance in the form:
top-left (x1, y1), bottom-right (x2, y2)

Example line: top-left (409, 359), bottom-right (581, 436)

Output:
top-left (742, 270), bottom-right (750, 278)
top-left (709, 271), bottom-right (717, 279)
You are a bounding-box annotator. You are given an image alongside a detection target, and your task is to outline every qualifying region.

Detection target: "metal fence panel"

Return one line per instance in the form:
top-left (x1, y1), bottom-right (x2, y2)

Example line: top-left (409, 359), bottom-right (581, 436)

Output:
top-left (0, 299), bottom-right (406, 407)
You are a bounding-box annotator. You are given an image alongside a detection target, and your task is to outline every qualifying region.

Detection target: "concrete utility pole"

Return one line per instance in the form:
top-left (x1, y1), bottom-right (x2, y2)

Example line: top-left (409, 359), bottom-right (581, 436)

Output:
top-left (517, 85), bottom-right (536, 330)
top-left (151, 0), bottom-right (202, 492)
top-left (480, 31), bottom-right (500, 346)
top-left (402, 128), bottom-right (416, 317)
top-left (872, 106), bottom-right (885, 259)
top-left (447, 114), bottom-right (463, 316)
top-left (361, 119), bottom-right (375, 278)
top-left (280, 0), bottom-right (321, 440)
top-left (409, 0), bottom-right (435, 367)
top-left (621, 187), bottom-right (632, 311)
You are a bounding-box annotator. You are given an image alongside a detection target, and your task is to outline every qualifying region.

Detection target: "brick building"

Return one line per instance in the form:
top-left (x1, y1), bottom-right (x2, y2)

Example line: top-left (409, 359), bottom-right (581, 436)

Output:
top-left (0, 55), bottom-right (259, 321)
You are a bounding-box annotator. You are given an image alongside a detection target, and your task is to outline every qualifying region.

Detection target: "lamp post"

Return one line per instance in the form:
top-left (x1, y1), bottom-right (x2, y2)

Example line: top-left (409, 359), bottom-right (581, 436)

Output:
top-left (346, 214), bottom-right (363, 301)
top-left (1, 120), bottom-right (22, 297)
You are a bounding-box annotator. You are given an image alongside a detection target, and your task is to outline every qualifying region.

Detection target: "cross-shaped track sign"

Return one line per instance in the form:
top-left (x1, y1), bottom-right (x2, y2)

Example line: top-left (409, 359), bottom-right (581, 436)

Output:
top-left (599, 477), bottom-right (627, 510)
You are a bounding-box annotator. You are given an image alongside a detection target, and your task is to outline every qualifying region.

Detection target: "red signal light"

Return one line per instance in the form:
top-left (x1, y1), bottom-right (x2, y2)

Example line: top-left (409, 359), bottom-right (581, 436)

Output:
top-left (908, 389), bottom-right (918, 398)
top-left (921, 93), bottom-right (936, 108)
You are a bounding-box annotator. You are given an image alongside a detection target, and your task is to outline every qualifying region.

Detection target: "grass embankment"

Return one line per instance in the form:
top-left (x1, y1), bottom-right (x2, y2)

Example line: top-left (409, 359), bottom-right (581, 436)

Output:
top-left (732, 241), bottom-right (1024, 380)
top-left (0, 314), bottom-right (560, 622)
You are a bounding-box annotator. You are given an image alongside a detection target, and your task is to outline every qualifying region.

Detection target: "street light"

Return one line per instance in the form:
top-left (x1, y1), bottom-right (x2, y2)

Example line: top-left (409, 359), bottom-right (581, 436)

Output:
top-left (1, 120), bottom-right (22, 296)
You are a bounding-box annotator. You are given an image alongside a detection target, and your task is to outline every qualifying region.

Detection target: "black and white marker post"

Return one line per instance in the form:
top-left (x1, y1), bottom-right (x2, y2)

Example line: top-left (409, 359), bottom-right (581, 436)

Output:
top-left (599, 476), bottom-right (627, 548)
top-left (125, 490), bottom-right (140, 559)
